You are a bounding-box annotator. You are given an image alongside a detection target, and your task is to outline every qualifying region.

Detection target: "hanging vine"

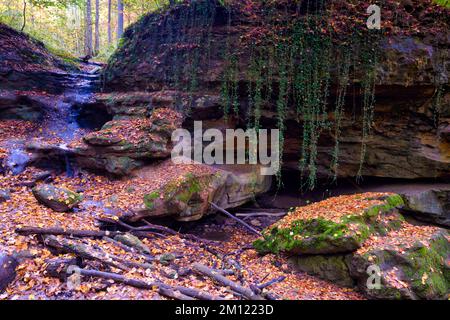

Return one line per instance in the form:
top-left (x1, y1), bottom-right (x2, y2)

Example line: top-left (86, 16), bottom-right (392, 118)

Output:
top-left (331, 45), bottom-right (352, 181)
top-left (357, 34), bottom-right (380, 180)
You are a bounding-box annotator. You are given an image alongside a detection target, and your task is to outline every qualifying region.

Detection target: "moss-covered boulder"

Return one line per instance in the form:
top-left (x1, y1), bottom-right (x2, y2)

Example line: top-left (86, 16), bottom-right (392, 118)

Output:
top-left (289, 254), bottom-right (355, 288)
top-left (254, 193), bottom-right (405, 255)
top-left (348, 225), bottom-right (449, 300)
top-left (124, 164), bottom-right (271, 222)
top-left (32, 184), bottom-right (82, 212)
top-left (138, 172), bottom-right (223, 222)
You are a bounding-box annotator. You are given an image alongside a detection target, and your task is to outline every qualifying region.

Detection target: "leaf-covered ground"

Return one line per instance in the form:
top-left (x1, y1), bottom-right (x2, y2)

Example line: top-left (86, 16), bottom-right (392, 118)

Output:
top-left (0, 117), bottom-right (368, 300)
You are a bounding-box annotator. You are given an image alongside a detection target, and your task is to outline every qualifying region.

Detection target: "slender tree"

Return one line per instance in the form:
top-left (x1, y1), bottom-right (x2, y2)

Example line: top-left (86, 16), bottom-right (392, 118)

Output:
top-left (84, 0), bottom-right (93, 56)
top-left (107, 0), bottom-right (112, 45)
top-left (21, 0), bottom-right (27, 31)
top-left (117, 0), bottom-right (124, 42)
top-left (94, 0), bottom-right (100, 55)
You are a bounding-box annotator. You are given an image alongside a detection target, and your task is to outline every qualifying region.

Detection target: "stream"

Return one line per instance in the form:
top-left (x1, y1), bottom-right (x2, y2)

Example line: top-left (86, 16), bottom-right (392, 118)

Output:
top-left (2, 62), bottom-right (101, 175)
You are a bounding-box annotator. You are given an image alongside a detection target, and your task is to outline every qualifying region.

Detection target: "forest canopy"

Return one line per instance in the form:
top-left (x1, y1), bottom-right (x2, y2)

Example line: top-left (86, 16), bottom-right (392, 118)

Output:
top-left (0, 0), bottom-right (177, 60)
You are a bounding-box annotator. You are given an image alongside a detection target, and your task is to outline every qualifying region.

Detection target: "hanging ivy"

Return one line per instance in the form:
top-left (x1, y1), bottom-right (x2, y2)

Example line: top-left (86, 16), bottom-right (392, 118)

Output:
top-left (331, 45), bottom-right (352, 181)
top-left (357, 34), bottom-right (380, 180)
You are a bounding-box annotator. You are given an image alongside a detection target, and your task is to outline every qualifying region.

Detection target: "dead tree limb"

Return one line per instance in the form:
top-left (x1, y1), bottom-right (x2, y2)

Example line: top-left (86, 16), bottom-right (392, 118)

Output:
top-left (193, 263), bottom-right (265, 300)
top-left (17, 226), bottom-right (122, 239)
top-left (46, 262), bottom-right (221, 300)
top-left (209, 202), bottom-right (262, 236)
top-left (257, 276), bottom-right (286, 290)
top-left (102, 237), bottom-right (154, 263)
top-left (236, 212), bottom-right (286, 218)
top-left (42, 235), bottom-right (129, 271)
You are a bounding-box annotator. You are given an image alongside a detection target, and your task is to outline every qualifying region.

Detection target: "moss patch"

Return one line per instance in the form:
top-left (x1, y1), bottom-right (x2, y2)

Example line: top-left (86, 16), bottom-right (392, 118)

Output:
top-left (254, 194), bottom-right (405, 255)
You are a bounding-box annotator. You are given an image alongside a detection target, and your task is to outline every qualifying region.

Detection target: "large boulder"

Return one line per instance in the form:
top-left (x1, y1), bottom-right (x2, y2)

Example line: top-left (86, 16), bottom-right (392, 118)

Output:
top-left (348, 225), bottom-right (449, 300)
top-left (289, 254), bottom-right (355, 288)
top-left (254, 193), bottom-right (405, 255)
top-left (262, 193), bottom-right (449, 300)
top-left (123, 164), bottom-right (271, 222)
top-left (401, 188), bottom-right (450, 227)
top-left (32, 184), bottom-right (82, 212)
top-left (0, 92), bottom-right (45, 121)
top-left (288, 224), bottom-right (449, 300)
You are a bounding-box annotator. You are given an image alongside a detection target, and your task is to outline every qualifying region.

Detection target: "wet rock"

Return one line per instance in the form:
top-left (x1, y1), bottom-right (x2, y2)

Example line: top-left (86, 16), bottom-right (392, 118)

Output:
top-left (254, 195), bottom-right (405, 255)
top-left (0, 253), bottom-right (18, 293)
top-left (0, 92), bottom-right (45, 121)
top-left (0, 189), bottom-right (10, 203)
top-left (401, 188), bottom-right (450, 227)
top-left (4, 149), bottom-right (33, 175)
top-left (32, 184), bottom-right (82, 212)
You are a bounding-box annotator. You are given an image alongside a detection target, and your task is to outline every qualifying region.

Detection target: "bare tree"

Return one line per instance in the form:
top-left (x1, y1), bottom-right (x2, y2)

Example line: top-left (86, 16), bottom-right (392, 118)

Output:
top-left (94, 0), bottom-right (100, 55)
top-left (21, 0), bottom-right (26, 32)
top-left (84, 0), bottom-right (93, 57)
top-left (117, 0), bottom-right (124, 42)
top-left (107, 0), bottom-right (112, 45)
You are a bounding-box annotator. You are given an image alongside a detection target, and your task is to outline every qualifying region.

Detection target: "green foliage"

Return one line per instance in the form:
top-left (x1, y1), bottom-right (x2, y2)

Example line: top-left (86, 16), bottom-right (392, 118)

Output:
top-left (434, 0), bottom-right (450, 8)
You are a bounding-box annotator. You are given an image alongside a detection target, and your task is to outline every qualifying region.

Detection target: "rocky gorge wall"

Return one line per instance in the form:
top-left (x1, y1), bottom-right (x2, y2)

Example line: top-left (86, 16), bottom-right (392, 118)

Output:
top-left (101, 0), bottom-right (450, 183)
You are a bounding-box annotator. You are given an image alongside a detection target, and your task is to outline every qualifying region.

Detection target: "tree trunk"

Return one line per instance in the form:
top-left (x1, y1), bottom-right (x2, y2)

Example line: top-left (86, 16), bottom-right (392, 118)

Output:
top-left (94, 0), bottom-right (100, 55)
top-left (107, 0), bottom-right (112, 45)
top-left (117, 0), bottom-right (124, 42)
top-left (21, 0), bottom-right (26, 32)
top-left (84, 0), bottom-right (93, 57)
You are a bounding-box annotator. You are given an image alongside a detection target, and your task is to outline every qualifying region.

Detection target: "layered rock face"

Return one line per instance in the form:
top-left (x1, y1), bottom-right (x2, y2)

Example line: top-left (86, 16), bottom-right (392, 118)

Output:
top-left (100, 0), bottom-right (449, 181)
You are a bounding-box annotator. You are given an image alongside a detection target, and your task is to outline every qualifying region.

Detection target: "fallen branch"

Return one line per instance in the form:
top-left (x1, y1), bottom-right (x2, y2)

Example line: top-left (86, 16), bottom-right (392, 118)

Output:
top-left (103, 237), bottom-right (154, 263)
top-left (193, 263), bottom-right (265, 300)
top-left (236, 208), bottom-right (284, 213)
top-left (46, 261), bottom-right (222, 300)
top-left (209, 202), bottom-right (262, 236)
top-left (257, 276), bottom-right (286, 290)
top-left (236, 212), bottom-right (286, 218)
top-left (17, 226), bottom-right (122, 239)
top-left (42, 235), bottom-right (129, 271)
top-left (98, 217), bottom-right (217, 245)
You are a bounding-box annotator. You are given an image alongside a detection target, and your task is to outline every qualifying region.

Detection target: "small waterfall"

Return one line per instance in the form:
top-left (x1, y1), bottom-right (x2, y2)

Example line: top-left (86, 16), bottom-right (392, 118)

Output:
top-left (5, 148), bottom-right (31, 175)
top-left (64, 154), bottom-right (73, 177)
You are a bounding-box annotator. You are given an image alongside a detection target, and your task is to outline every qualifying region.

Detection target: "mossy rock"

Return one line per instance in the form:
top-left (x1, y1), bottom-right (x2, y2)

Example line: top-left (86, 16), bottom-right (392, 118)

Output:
top-left (32, 184), bottom-right (82, 212)
top-left (83, 131), bottom-right (124, 146)
top-left (135, 172), bottom-right (220, 222)
top-left (254, 194), bottom-right (405, 255)
top-left (289, 254), bottom-right (355, 287)
top-left (348, 230), bottom-right (449, 300)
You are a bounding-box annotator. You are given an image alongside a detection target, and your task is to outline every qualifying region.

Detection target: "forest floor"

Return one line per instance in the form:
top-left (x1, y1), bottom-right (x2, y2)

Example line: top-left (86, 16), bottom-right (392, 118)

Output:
top-left (0, 155), bottom-right (364, 300)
